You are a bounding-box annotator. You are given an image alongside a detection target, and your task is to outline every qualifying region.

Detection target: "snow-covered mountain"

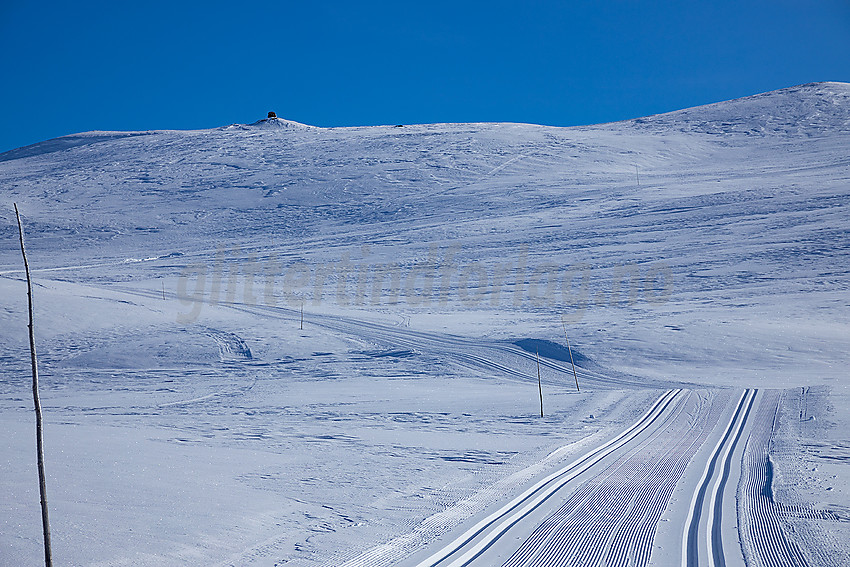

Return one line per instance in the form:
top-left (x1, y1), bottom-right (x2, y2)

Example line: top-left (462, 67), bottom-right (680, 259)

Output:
top-left (1, 83), bottom-right (848, 566)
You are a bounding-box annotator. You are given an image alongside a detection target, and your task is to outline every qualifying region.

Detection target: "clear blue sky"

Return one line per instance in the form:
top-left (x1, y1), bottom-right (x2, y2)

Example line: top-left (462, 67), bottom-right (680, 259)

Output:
top-left (2, 1), bottom-right (849, 153)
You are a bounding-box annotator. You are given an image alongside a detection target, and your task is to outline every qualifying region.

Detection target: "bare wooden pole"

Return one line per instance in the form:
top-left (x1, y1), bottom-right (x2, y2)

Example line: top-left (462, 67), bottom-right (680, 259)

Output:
top-left (300, 301), bottom-right (304, 330)
top-left (14, 204), bottom-right (53, 567)
top-left (561, 316), bottom-right (580, 392)
top-left (536, 348), bottom-right (543, 418)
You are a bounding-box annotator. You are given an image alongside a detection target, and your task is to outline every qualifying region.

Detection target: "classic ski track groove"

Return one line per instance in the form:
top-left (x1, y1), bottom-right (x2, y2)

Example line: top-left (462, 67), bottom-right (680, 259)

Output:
top-left (683, 388), bottom-right (757, 567)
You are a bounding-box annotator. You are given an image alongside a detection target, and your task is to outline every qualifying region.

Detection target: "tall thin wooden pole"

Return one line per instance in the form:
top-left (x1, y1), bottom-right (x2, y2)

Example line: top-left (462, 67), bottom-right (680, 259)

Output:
top-left (14, 204), bottom-right (53, 567)
top-left (536, 348), bottom-right (543, 418)
top-left (300, 301), bottom-right (304, 330)
top-left (561, 316), bottom-right (580, 392)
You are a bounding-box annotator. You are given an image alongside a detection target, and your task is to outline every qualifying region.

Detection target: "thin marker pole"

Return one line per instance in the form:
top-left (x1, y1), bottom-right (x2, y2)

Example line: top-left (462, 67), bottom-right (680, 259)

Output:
top-left (15, 204), bottom-right (53, 567)
top-left (561, 316), bottom-right (580, 392)
top-left (536, 348), bottom-right (543, 418)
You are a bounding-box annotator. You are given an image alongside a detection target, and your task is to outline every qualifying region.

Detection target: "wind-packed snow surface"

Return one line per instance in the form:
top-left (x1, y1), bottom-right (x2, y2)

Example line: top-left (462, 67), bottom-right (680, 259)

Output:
top-left (1, 82), bottom-right (848, 566)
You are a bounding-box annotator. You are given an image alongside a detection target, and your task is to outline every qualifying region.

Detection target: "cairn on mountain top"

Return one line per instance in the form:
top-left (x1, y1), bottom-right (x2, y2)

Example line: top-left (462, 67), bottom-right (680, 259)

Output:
top-left (267, 111), bottom-right (277, 119)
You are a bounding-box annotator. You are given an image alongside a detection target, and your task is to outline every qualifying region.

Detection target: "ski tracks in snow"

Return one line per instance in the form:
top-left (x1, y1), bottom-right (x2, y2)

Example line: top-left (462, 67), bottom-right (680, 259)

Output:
top-left (411, 389), bottom-right (683, 567)
top-left (494, 388), bottom-right (735, 567)
top-left (403, 388), bottom-right (778, 567)
top-left (737, 390), bottom-right (812, 567)
top-left (107, 286), bottom-right (809, 567)
top-left (683, 388), bottom-right (757, 567)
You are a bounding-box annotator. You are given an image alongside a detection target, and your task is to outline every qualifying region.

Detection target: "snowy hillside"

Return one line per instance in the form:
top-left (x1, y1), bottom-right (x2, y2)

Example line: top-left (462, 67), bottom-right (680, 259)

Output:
top-left (1, 82), bottom-right (848, 566)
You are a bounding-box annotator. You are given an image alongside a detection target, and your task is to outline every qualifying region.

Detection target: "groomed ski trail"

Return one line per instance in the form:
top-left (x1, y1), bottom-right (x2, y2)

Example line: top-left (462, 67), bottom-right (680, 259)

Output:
top-left (409, 388), bottom-right (682, 567)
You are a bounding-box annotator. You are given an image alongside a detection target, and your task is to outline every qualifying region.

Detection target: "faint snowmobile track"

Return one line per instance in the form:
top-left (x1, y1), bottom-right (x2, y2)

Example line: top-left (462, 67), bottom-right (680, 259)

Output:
top-left (308, 312), bottom-right (677, 388)
top-left (259, 305), bottom-right (653, 388)
top-left (683, 388), bottom-right (757, 567)
top-left (242, 301), bottom-right (660, 389)
top-left (0, 252), bottom-right (183, 276)
top-left (738, 390), bottom-right (811, 567)
top-left (408, 389), bottom-right (682, 567)
top-left (113, 284), bottom-right (657, 388)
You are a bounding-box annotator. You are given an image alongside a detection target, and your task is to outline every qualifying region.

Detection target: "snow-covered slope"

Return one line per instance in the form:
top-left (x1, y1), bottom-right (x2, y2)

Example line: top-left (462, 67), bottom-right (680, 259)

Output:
top-left (2, 82), bottom-right (848, 384)
top-left (625, 82), bottom-right (850, 136)
top-left (1, 83), bottom-right (848, 566)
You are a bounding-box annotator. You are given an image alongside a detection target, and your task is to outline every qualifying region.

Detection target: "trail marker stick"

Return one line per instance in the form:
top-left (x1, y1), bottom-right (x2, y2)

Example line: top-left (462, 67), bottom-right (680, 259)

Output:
top-left (14, 204), bottom-right (53, 567)
top-left (561, 316), bottom-right (580, 392)
top-left (536, 348), bottom-right (543, 417)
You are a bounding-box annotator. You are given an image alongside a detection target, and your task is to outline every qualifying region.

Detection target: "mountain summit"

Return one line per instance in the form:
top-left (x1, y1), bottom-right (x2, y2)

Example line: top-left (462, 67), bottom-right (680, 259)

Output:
top-left (246, 115), bottom-right (316, 129)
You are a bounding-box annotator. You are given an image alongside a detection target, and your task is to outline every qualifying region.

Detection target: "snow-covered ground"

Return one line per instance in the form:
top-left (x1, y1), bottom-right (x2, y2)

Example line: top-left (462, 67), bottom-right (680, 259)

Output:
top-left (1, 82), bottom-right (848, 566)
